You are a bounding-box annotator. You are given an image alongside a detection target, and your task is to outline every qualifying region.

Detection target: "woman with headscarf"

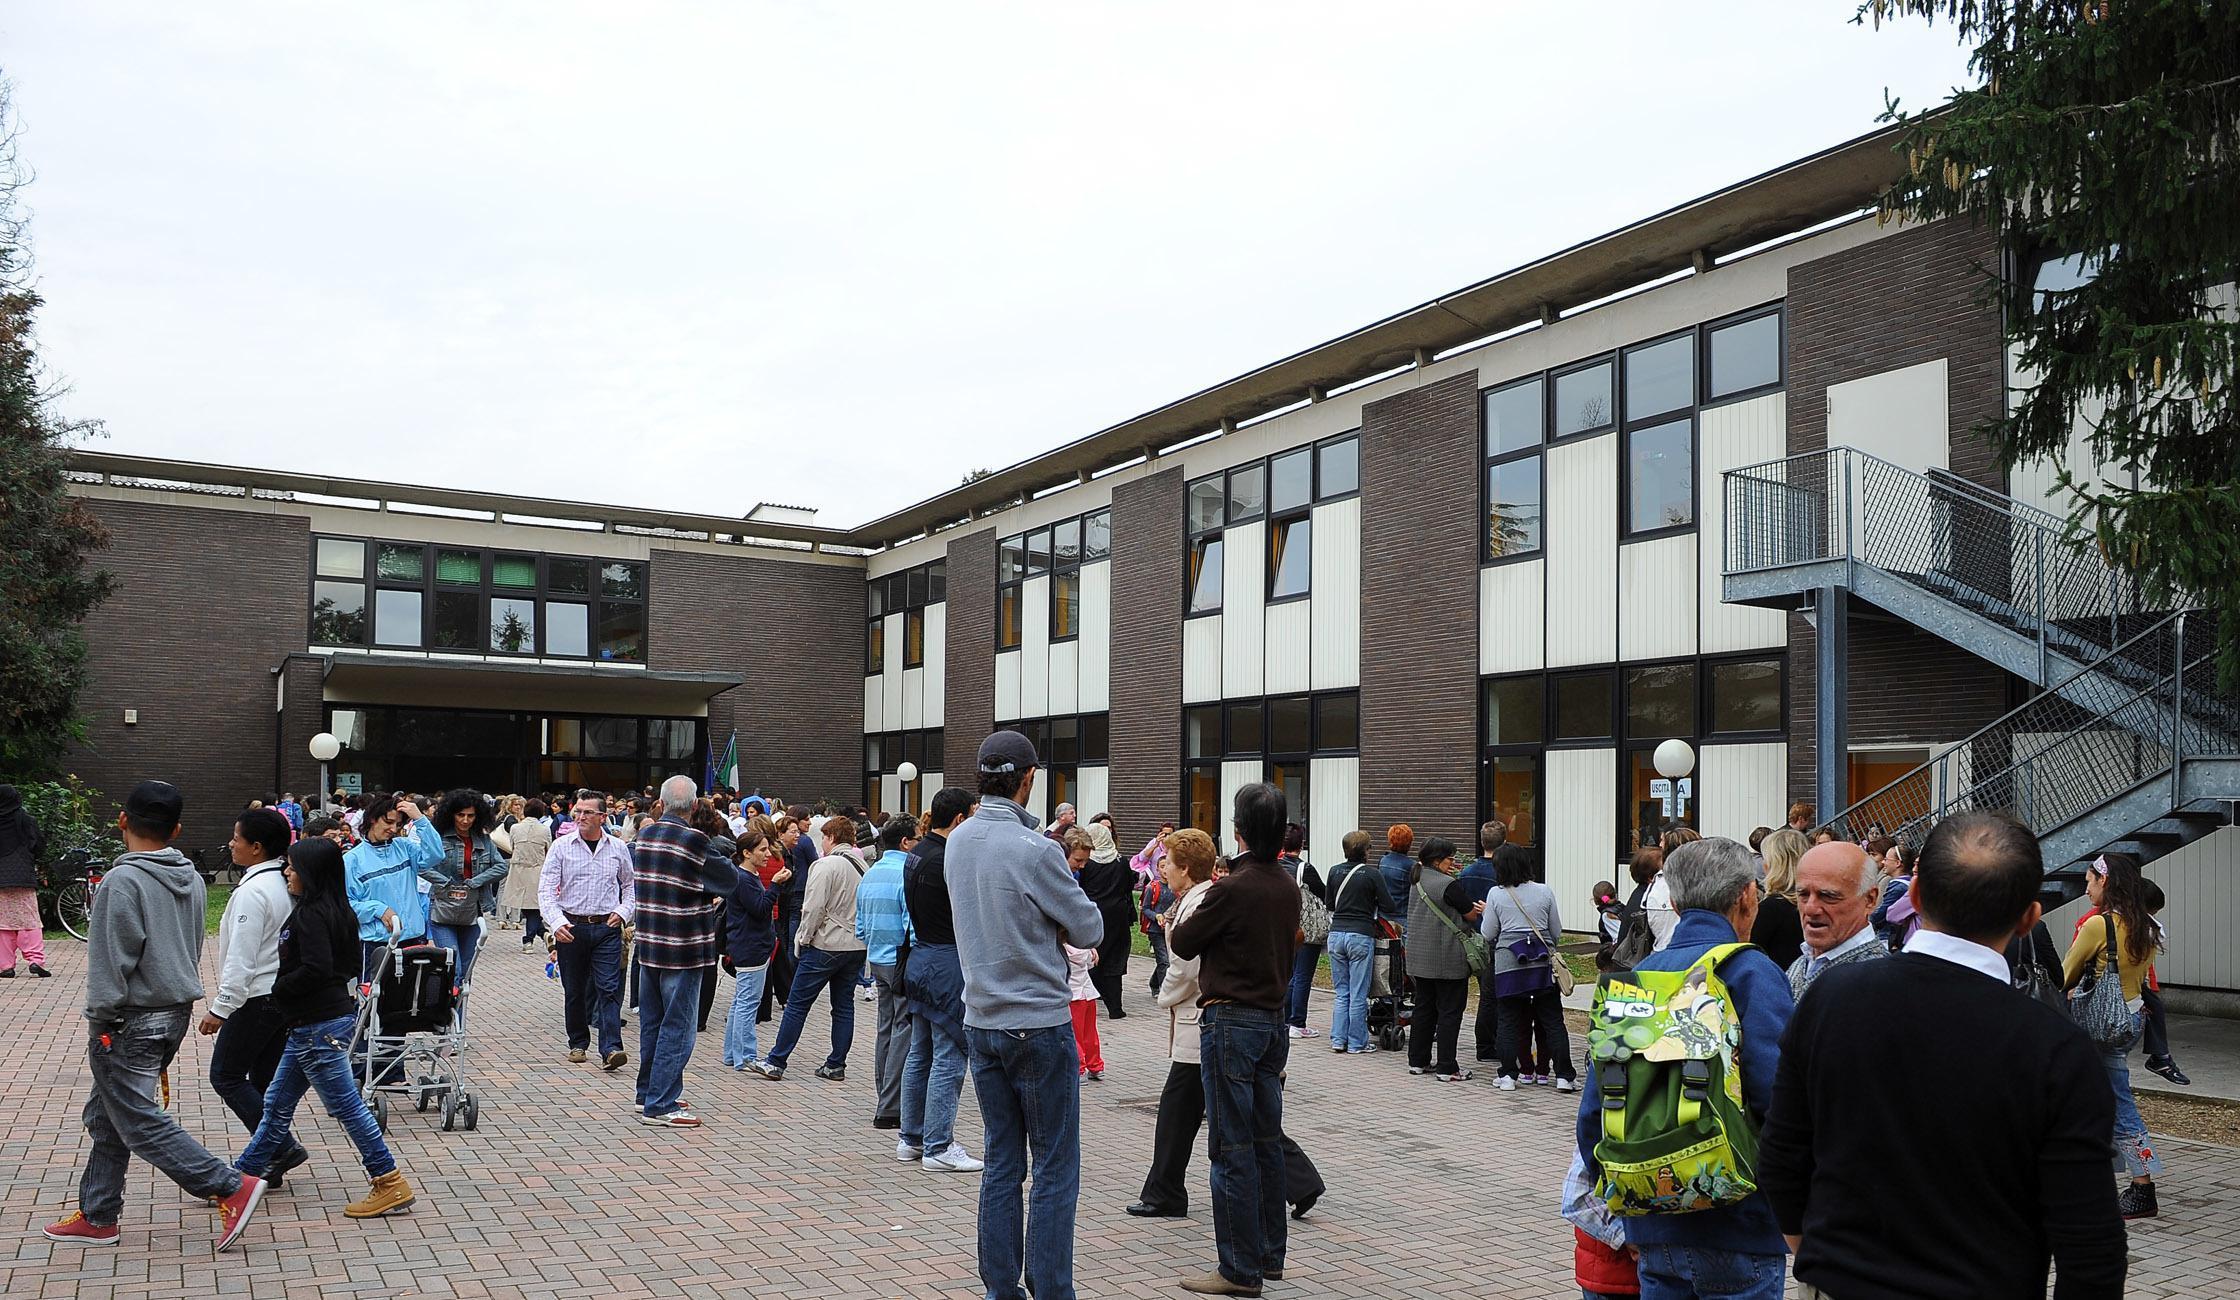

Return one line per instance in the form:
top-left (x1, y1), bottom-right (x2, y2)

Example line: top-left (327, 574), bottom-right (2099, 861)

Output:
top-left (1077, 821), bottom-right (1137, 1019)
top-left (499, 799), bottom-right (553, 947)
top-left (0, 785), bottom-right (50, 977)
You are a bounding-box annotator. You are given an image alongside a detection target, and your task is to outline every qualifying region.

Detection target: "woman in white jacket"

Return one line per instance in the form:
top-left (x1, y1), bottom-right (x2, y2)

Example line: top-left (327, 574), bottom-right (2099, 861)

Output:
top-left (198, 808), bottom-right (312, 1186)
top-left (1125, 828), bottom-right (1219, 1218)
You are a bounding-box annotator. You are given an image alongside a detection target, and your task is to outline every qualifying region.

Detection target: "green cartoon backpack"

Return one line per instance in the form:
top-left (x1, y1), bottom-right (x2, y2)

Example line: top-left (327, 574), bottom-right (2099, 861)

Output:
top-left (1586, 943), bottom-right (1760, 1216)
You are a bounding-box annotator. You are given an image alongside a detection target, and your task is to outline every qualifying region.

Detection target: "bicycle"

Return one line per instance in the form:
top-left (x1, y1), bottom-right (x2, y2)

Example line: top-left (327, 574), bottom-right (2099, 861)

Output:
top-left (52, 848), bottom-right (99, 942)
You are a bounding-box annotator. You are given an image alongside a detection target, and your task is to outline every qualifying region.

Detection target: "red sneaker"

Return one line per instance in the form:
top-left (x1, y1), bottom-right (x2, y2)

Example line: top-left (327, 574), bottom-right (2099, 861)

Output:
top-left (43, 1211), bottom-right (119, 1246)
top-left (214, 1175), bottom-right (266, 1252)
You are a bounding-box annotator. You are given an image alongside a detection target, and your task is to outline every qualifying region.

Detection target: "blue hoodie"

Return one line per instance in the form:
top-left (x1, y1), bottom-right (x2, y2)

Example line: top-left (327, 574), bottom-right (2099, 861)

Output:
top-left (345, 814), bottom-right (443, 942)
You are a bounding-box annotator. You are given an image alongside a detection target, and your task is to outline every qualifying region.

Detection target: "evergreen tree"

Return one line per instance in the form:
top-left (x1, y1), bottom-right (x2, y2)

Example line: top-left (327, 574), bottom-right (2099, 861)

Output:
top-left (1868, 2), bottom-right (2240, 678)
top-left (0, 79), bottom-right (117, 775)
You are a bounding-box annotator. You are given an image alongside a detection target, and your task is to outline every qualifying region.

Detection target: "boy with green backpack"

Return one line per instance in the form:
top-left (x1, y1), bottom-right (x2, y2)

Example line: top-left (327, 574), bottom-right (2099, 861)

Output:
top-left (1571, 837), bottom-right (1796, 1299)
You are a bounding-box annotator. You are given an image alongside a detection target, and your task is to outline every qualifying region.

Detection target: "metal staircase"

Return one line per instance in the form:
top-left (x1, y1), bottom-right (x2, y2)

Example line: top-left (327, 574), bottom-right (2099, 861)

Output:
top-left (1720, 446), bottom-right (2240, 877)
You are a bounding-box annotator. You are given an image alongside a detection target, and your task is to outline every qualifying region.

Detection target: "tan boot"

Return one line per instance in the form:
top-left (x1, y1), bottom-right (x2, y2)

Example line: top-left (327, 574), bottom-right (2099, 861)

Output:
top-left (344, 1171), bottom-right (415, 1218)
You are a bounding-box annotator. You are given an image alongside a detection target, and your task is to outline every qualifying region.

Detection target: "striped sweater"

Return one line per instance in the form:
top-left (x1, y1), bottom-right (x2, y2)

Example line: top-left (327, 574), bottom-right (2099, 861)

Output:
top-left (630, 814), bottom-right (735, 971)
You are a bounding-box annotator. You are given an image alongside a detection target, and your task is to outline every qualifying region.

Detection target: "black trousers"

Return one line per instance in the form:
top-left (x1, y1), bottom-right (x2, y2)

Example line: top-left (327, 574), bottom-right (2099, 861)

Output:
top-left (1473, 966), bottom-right (1497, 1060)
top-left (206, 994), bottom-right (290, 1137)
top-left (1408, 977), bottom-right (1468, 1075)
top-left (697, 963), bottom-right (719, 1031)
top-left (2143, 986), bottom-right (2172, 1059)
top-left (1139, 1060), bottom-right (1326, 1214)
top-left (763, 907), bottom-right (800, 1020)
top-left (1089, 960), bottom-right (1128, 1019)
top-left (1495, 987), bottom-right (1575, 1081)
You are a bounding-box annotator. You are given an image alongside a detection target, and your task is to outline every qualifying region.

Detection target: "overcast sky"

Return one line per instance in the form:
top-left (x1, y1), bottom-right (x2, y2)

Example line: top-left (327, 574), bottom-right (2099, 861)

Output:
top-left (7, 2), bottom-right (1974, 528)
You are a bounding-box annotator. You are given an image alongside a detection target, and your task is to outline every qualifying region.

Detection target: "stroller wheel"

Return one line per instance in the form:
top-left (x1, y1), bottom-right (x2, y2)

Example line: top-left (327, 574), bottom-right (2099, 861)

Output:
top-left (441, 1092), bottom-right (459, 1132)
top-left (371, 1092), bottom-right (389, 1134)
top-left (1379, 1025), bottom-right (1403, 1052)
top-left (460, 1094), bottom-right (479, 1131)
top-left (414, 1074), bottom-right (433, 1112)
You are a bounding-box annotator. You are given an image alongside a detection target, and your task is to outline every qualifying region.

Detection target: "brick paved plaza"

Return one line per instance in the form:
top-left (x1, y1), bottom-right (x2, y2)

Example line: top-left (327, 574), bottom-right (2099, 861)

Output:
top-left (4, 939), bottom-right (2238, 1299)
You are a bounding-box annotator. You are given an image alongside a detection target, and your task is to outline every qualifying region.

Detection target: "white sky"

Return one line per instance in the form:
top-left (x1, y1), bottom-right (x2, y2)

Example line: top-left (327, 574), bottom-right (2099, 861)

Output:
top-left (6, 2), bottom-right (1974, 528)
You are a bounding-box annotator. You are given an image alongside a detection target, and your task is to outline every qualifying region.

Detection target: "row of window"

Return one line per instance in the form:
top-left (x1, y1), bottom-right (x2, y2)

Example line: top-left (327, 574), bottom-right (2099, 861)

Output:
top-left (996, 509), bottom-right (1114, 650)
top-left (310, 537), bottom-right (648, 662)
top-left (1184, 433), bottom-right (1359, 616)
top-left (863, 727), bottom-right (946, 819)
top-left (1179, 689), bottom-right (1360, 842)
top-left (867, 560), bottom-right (946, 675)
top-left (1483, 305), bottom-right (1784, 562)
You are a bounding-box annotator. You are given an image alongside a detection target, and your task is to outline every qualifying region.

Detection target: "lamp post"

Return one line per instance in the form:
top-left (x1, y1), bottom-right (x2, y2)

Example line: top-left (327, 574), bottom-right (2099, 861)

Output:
top-left (1653, 739), bottom-right (1696, 835)
top-left (309, 732), bottom-right (341, 812)
top-left (896, 761), bottom-right (921, 815)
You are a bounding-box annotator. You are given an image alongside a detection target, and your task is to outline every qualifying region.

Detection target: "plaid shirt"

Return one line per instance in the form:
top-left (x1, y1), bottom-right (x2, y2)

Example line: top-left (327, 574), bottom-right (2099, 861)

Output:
top-left (630, 814), bottom-right (725, 971)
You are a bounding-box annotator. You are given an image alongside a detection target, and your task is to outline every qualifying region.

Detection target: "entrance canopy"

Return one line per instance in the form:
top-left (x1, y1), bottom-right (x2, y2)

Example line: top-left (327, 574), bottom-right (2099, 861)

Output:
top-left (321, 654), bottom-right (740, 717)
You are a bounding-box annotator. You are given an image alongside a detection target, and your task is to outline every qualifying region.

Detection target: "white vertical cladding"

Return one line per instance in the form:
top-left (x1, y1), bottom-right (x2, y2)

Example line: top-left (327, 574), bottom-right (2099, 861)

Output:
top-left (1310, 497), bottom-right (1361, 689)
top-left (1024, 773), bottom-right (1048, 827)
top-left (1479, 560), bottom-right (1546, 674)
top-left (2143, 828), bottom-right (2240, 989)
top-left (1308, 757), bottom-right (1360, 875)
top-left (1021, 576), bottom-right (1051, 718)
top-left (922, 771), bottom-right (943, 800)
top-left (880, 773), bottom-right (902, 816)
top-left (995, 650), bottom-right (1023, 721)
top-left (1264, 601), bottom-right (1311, 695)
top-left (1697, 394), bottom-right (1790, 653)
top-left (1544, 748), bottom-right (1617, 930)
top-left (922, 603), bottom-right (946, 727)
top-left (863, 676), bottom-right (885, 733)
top-left (1075, 766), bottom-right (1110, 821)
top-left (1078, 563), bottom-right (1111, 713)
top-left (1545, 435), bottom-right (1619, 667)
top-left (1183, 616), bottom-right (1224, 703)
top-left (1696, 742), bottom-right (1788, 843)
top-left (900, 668), bottom-right (925, 730)
top-left (1222, 521), bottom-right (1266, 697)
top-left (1618, 534), bottom-right (1699, 661)
top-left (882, 613), bottom-right (905, 728)
top-left (1220, 759), bottom-right (1262, 827)
top-left (1048, 640), bottom-right (1081, 715)
top-left (1826, 359), bottom-right (1950, 473)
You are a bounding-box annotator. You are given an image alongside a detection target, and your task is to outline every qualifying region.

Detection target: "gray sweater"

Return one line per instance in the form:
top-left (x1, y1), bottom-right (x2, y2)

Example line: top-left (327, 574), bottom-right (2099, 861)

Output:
top-left (84, 848), bottom-right (208, 1024)
top-left (947, 796), bottom-right (1104, 1030)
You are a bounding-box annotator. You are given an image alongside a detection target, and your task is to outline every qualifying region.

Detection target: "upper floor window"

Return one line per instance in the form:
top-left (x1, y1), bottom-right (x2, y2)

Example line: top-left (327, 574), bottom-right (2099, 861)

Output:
top-left (1185, 432), bottom-right (1358, 615)
top-left (1482, 377), bottom-right (1546, 561)
top-left (997, 507), bottom-right (1109, 651)
top-left (312, 537), bottom-right (645, 662)
top-left (869, 559), bottom-right (944, 673)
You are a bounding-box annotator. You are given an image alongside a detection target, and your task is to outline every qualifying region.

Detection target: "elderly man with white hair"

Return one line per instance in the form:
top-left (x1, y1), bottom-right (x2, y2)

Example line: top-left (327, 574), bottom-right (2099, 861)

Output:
top-left (1788, 839), bottom-right (1890, 1000)
top-left (627, 776), bottom-right (739, 1127)
top-left (1574, 836), bottom-right (1797, 1300)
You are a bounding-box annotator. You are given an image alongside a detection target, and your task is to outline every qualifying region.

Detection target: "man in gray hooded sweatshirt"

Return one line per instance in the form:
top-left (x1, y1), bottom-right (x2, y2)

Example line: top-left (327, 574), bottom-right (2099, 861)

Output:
top-left (45, 781), bottom-right (267, 1253)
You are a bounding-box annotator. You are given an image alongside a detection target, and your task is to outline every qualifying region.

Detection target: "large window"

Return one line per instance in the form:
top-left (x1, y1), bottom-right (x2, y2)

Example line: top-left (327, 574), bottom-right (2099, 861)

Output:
top-left (870, 559), bottom-right (945, 673)
top-left (1180, 689), bottom-right (1360, 836)
top-left (864, 727), bottom-right (946, 817)
top-left (325, 705), bottom-right (700, 797)
top-left (311, 537), bottom-right (646, 663)
top-left (992, 713), bottom-right (1109, 816)
top-left (996, 507), bottom-right (1108, 649)
top-left (1482, 376), bottom-right (1546, 561)
top-left (1185, 432), bottom-right (1358, 616)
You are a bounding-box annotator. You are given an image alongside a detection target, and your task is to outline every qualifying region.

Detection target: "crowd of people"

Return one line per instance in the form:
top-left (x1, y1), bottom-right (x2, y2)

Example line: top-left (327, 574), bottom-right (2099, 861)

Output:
top-left (14, 751), bottom-right (2197, 1298)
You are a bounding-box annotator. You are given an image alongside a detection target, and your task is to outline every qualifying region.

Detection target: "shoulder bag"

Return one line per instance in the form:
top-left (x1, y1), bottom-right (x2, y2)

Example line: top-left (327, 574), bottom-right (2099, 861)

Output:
top-left (1416, 879), bottom-right (1490, 976)
top-left (2067, 913), bottom-right (2137, 1050)
top-left (1291, 860), bottom-right (1332, 946)
top-left (1502, 885), bottom-right (1575, 996)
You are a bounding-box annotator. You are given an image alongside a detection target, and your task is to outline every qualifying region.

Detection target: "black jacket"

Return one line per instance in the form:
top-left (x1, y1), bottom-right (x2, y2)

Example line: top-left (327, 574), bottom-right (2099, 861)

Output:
top-left (903, 831), bottom-right (956, 946)
top-left (0, 786), bottom-right (43, 892)
top-left (271, 899), bottom-right (359, 1026)
top-left (1323, 858), bottom-right (1385, 936)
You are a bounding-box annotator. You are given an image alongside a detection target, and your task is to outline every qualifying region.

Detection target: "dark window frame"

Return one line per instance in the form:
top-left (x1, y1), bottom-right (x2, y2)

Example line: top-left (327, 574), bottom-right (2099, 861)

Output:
top-left (1175, 689), bottom-right (1359, 827)
top-left (1481, 371), bottom-right (1549, 566)
top-left (1701, 303), bottom-right (1786, 407)
top-left (1314, 432), bottom-right (1362, 503)
top-left (1619, 326), bottom-right (1701, 543)
top-left (873, 559), bottom-right (946, 669)
top-left (309, 535), bottom-right (646, 663)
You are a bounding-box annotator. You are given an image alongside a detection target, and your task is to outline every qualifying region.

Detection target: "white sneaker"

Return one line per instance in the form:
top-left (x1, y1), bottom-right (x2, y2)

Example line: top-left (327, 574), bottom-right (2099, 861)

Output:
top-left (1288, 1026), bottom-right (1319, 1039)
top-left (895, 1140), bottom-right (923, 1162)
top-left (1494, 1075), bottom-right (1518, 1092)
top-left (1554, 1077), bottom-right (1577, 1093)
top-left (923, 1145), bottom-right (985, 1173)
top-left (857, 984), bottom-right (877, 1002)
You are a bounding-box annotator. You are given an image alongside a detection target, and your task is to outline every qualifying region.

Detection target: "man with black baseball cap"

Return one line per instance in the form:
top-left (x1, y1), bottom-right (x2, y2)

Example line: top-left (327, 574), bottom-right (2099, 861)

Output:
top-left (948, 730), bottom-right (1104, 1300)
top-left (46, 781), bottom-right (268, 1252)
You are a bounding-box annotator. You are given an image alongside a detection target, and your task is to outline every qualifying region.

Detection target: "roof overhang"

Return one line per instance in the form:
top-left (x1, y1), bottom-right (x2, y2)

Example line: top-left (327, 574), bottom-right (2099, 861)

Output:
top-left (318, 654), bottom-right (742, 717)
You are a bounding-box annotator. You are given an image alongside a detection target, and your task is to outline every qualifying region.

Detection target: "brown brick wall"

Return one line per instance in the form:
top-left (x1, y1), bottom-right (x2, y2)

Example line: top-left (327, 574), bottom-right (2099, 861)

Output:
top-left (648, 548), bottom-right (863, 805)
top-left (66, 498), bottom-right (312, 855)
top-left (1359, 372), bottom-right (1482, 847)
top-left (280, 654), bottom-right (327, 803)
top-left (941, 529), bottom-right (997, 783)
top-left (1108, 469), bottom-right (1184, 838)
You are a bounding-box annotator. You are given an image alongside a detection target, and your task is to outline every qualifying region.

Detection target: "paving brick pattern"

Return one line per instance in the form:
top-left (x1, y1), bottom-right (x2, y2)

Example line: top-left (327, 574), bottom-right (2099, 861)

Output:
top-left (5, 939), bottom-right (2236, 1298)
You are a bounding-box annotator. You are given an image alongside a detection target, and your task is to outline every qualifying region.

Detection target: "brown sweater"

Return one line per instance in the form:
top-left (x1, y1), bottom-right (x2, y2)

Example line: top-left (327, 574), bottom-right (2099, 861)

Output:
top-left (1167, 852), bottom-right (1302, 1010)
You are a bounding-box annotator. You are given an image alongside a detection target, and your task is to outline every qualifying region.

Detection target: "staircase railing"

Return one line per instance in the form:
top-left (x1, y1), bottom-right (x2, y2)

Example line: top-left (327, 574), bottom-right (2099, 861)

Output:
top-left (1819, 610), bottom-right (2237, 854)
top-left (1724, 447), bottom-right (2163, 681)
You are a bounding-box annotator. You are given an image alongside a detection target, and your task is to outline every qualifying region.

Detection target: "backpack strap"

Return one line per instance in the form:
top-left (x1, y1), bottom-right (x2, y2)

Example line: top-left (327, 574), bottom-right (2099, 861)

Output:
top-left (1670, 943), bottom-right (1756, 1129)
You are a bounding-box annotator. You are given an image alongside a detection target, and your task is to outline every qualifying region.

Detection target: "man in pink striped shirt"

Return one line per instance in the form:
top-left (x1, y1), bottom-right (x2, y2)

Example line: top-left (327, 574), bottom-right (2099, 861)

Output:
top-left (540, 793), bottom-right (635, 1071)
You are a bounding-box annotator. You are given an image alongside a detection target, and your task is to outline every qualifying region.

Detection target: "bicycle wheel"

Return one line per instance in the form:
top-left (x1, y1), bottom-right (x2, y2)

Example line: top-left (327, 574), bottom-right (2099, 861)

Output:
top-left (57, 882), bottom-right (91, 941)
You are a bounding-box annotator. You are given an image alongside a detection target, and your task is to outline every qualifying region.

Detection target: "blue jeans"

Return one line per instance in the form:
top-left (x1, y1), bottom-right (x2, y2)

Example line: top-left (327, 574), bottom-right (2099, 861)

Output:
top-left (725, 963), bottom-right (769, 1067)
top-left (1326, 931), bottom-right (1375, 1050)
top-left (428, 921), bottom-right (482, 984)
top-left (1285, 943), bottom-right (1322, 1028)
top-left (237, 1014), bottom-right (397, 1179)
top-left (2103, 1012), bottom-right (2162, 1177)
top-left (1200, 1003), bottom-right (1288, 1287)
top-left (79, 1007), bottom-right (243, 1224)
top-left (556, 921), bottom-right (624, 1055)
top-left (902, 1013), bottom-right (970, 1154)
top-left (634, 966), bottom-right (704, 1117)
top-left (1633, 1244), bottom-right (1787, 1300)
top-left (968, 1023), bottom-right (1081, 1300)
top-left (765, 946), bottom-right (866, 1071)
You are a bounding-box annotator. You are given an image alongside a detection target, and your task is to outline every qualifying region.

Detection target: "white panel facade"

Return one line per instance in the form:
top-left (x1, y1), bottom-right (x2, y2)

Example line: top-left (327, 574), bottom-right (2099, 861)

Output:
top-left (1698, 394), bottom-right (1790, 653)
top-left (1021, 577), bottom-right (1051, 718)
top-left (863, 676), bottom-right (884, 733)
top-left (1545, 435), bottom-right (1619, 666)
top-left (1826, 358), bottom-right (1950, 474)
top-left (922, 603), bottom-right (946, 727)
top-left (1220, 759), bottom-right (1261, 836)
top-left (1183, 616), bottom-right (1224, 704)
top-left (1047, 639), bottom-right (1080, 715)
top-left (2143, 828), bottom-right (2240, 990)
top-left (1618, 534), bottom-right (1698, 662)
top-left (1544, 747), bottom-right (1618, 932)
top-left (1075, 765), bottom-right (1111, 822)
top-left (882, 613), bottom-right (905, 727)
top-left (1078, 563), bottom-right (1111, 713)
top-left (1222, 521), bottom-right (1266, 696)
top-left (1697, 742), bottom-right (1788, 844)
top-left (1308, 756), bottom-right (1360, 876)
top-left (995, 650), bottom-right (1023, 722)
top-left (900, 667), bottom-right (925, 730)
top-left (1310, 498), bottom-right (1362, 689)
top-left (1264, 600), bottom-right (1311, 695)
top-left (880, 773), bottom-right (902, 816)
top-left (1480, 560), bottom-right (1546, 675)
top-left (1024, 773), bottom-right (1048, 827)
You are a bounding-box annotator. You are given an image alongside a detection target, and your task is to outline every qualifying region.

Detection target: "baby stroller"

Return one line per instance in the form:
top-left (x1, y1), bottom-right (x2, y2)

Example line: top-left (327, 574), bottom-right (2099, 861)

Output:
top-left (1368, 944), bottom-right (1413, 1053)
top-left (357, 937), bottom-right (480, 1133)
